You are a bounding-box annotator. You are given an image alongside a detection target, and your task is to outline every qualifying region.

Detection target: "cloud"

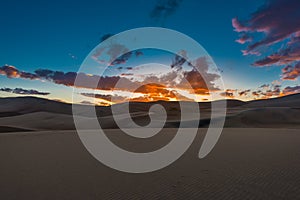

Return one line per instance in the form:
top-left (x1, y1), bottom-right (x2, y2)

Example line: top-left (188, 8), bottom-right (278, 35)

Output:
top-left (34, 69), bottom-right (141, 91)
top-left (233, 0), bottom-right (300, 71)
top-left (250, 83), bottom-right (282, 99)
top-left (0, 65), bottom-right (39, 79)
top-left (141, 56), bottom-right (221, 95)
top-left (263, 88), bottom-right (281, 97)
top-left (253, 37), bottom-right (300, 66)
top-left (0, 87), bottom-right (50, 95)
top-left (282, 85), bottom-right (300, 95)
top-left (35, 69), bottom-right (77, 86)
top-left (238, 89), bottom-right (251, 96)
top-left (179, 57), bottom-right (220, 94)
top-left (252, 90), bottom-right (261, 97)
top-left (220, 89), bottom-right (236, 98)
top-left (133, 83), bottom-right (194, 102)
top-left (92, 33), bottom-right (145, 66)
top-left (0, 61), bottom-right (220, 103)
top-left (81, 84), bottom-right (194, 104)
top-left (171, 50), bottom-right (188, 70)
top-left (120, 73), bottom-right (134, 76)
top-left (259, 84), bottom-right (269, 88)
top-left (91, 44), bottom-right (143, 66)
top-left (281, 62), bottom-right (300, 80)
top-left (80, 100), bottom-right (94, 105)
top-left (235, 34), bottom-right (252, 44)
top-left (0, 66), bottom-right (139, 92)
top-left (150, 0), bottom-right (183, 25)
top-left (81, 93), bottom-right (127, 104)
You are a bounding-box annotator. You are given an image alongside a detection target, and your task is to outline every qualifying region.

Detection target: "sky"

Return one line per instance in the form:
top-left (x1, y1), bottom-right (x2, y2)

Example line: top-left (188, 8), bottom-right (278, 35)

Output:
top-left (0, 0), bottom-right (300, 105)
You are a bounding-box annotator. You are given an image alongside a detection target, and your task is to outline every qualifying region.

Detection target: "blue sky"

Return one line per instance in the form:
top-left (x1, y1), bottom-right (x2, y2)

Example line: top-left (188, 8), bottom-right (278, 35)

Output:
top-left (1, 0), bottom-right (299, 104)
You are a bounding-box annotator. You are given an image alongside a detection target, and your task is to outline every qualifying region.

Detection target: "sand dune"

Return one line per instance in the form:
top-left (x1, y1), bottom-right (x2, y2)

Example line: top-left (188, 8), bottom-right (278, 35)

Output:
top-left (0, 128), bottom-right (300, 199)
top-left (0, 95), bottom-right (300, 199)
top-left (243, 94), bottom-right (300, 108)
top-left (226, 107), bottom-right (300, 128)
top-left (0, 94), bottom-right (300, 131)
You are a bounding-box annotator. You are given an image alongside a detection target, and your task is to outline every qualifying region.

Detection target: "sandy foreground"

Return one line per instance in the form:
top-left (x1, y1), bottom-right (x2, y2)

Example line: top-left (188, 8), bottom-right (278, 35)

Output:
top-left (0, 128), bottom-right (300, 200)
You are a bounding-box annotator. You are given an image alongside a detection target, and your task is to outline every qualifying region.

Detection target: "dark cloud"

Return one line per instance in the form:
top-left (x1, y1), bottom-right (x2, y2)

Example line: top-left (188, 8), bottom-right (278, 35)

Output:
top-left (91, 43), bottom-right (143, 66)
top-left (179, 57), bottom-right (220, 94)
top-left (120, 73), bottom-right (134, 76)
top-left (233, 0), bottom-right (300, 73)
top-left (0, 66), bottom-right (139, 92)
top-left (233, 0), bottom-right (300, 54)
top-left (93, 33), bottom-right (145, 66)
top-left (80, 100), bottom-right (94, 105)
top-left (259, 84), bottom-right (269, 88)
top-left (110, 51), bottom-right (132, 66)
top-left (141, 56), bottom-right (221, 95)
top-left (150, 0), bottom-right (183, 25)
top-left (35, 69), bottom-right (140, 91)
top-left (135, 51), bottom-right (143, 57)
top-left (171, 50), bottom-right (188, 70)
top-left (252, 90), bottom-right (261, 97)
top-left (251, 83), bottom-right (282, 99)
top-left (238, 89), bottom-right (251, 96)
top-left (0, 87), bottom-right (50, 95)
top-left (281, 62), bottom-right (300, 80)
top-left (220, 89), bottom-right (235, 98)
top-left (0, 88), bottom-right (13, 92)
top-left (81, 93), bottom-right (127, 104)
top-left (0, 61), bottom-right (220, 103)
top-left (81, 84), bottom-right (193, 103)
top-left (110, 50), bottom-right (143, 66)
top-left (264, 88), bottom-right (281, 97)
top-left (35, 69), bottom-right (77, 86)
top-left (282, 85), bottom-right (300, 95)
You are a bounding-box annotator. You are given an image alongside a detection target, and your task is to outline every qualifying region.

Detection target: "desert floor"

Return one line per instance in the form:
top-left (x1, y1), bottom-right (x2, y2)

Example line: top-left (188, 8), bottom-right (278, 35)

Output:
top-left (0, 128), bottom-right (300, 200)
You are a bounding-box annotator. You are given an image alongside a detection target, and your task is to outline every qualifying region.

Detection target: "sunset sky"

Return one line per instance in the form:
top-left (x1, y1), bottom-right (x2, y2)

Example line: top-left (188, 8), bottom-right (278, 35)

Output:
top-left (1, 0), bottom-right (300, 105)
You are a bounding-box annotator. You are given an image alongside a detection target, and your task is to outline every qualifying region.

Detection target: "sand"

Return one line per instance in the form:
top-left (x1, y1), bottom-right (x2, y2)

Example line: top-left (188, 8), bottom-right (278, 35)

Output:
top-left (0, 128), bottom-right (300, 200)
top-left (1, 95), bottom-right (300, 199)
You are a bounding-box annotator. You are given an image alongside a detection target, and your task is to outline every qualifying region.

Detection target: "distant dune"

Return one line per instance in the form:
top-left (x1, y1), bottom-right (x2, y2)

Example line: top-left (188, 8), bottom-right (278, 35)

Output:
top-left (0, 94), bottom-right (300, 131)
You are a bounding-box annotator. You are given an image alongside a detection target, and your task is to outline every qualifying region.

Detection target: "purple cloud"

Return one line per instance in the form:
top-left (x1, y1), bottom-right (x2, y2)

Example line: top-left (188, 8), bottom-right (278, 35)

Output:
top-left (282, 85), bottom-right (300, 95)
top-left (235, 34), bottom-right (252, 44)
top-left (233, 0), bottom-right (300, 70)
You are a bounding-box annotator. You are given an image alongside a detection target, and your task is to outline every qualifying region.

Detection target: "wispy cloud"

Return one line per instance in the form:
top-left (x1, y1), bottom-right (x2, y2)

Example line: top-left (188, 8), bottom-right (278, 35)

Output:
top-left (150, 0), bottom-right (183, 26)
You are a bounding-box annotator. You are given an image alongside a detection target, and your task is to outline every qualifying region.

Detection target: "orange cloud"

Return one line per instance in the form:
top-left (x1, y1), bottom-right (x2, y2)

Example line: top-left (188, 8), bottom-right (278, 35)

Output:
top-left (1, 62), bottom-right (219, 104)
top-left (281, 63), bottom-right (300, 80)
